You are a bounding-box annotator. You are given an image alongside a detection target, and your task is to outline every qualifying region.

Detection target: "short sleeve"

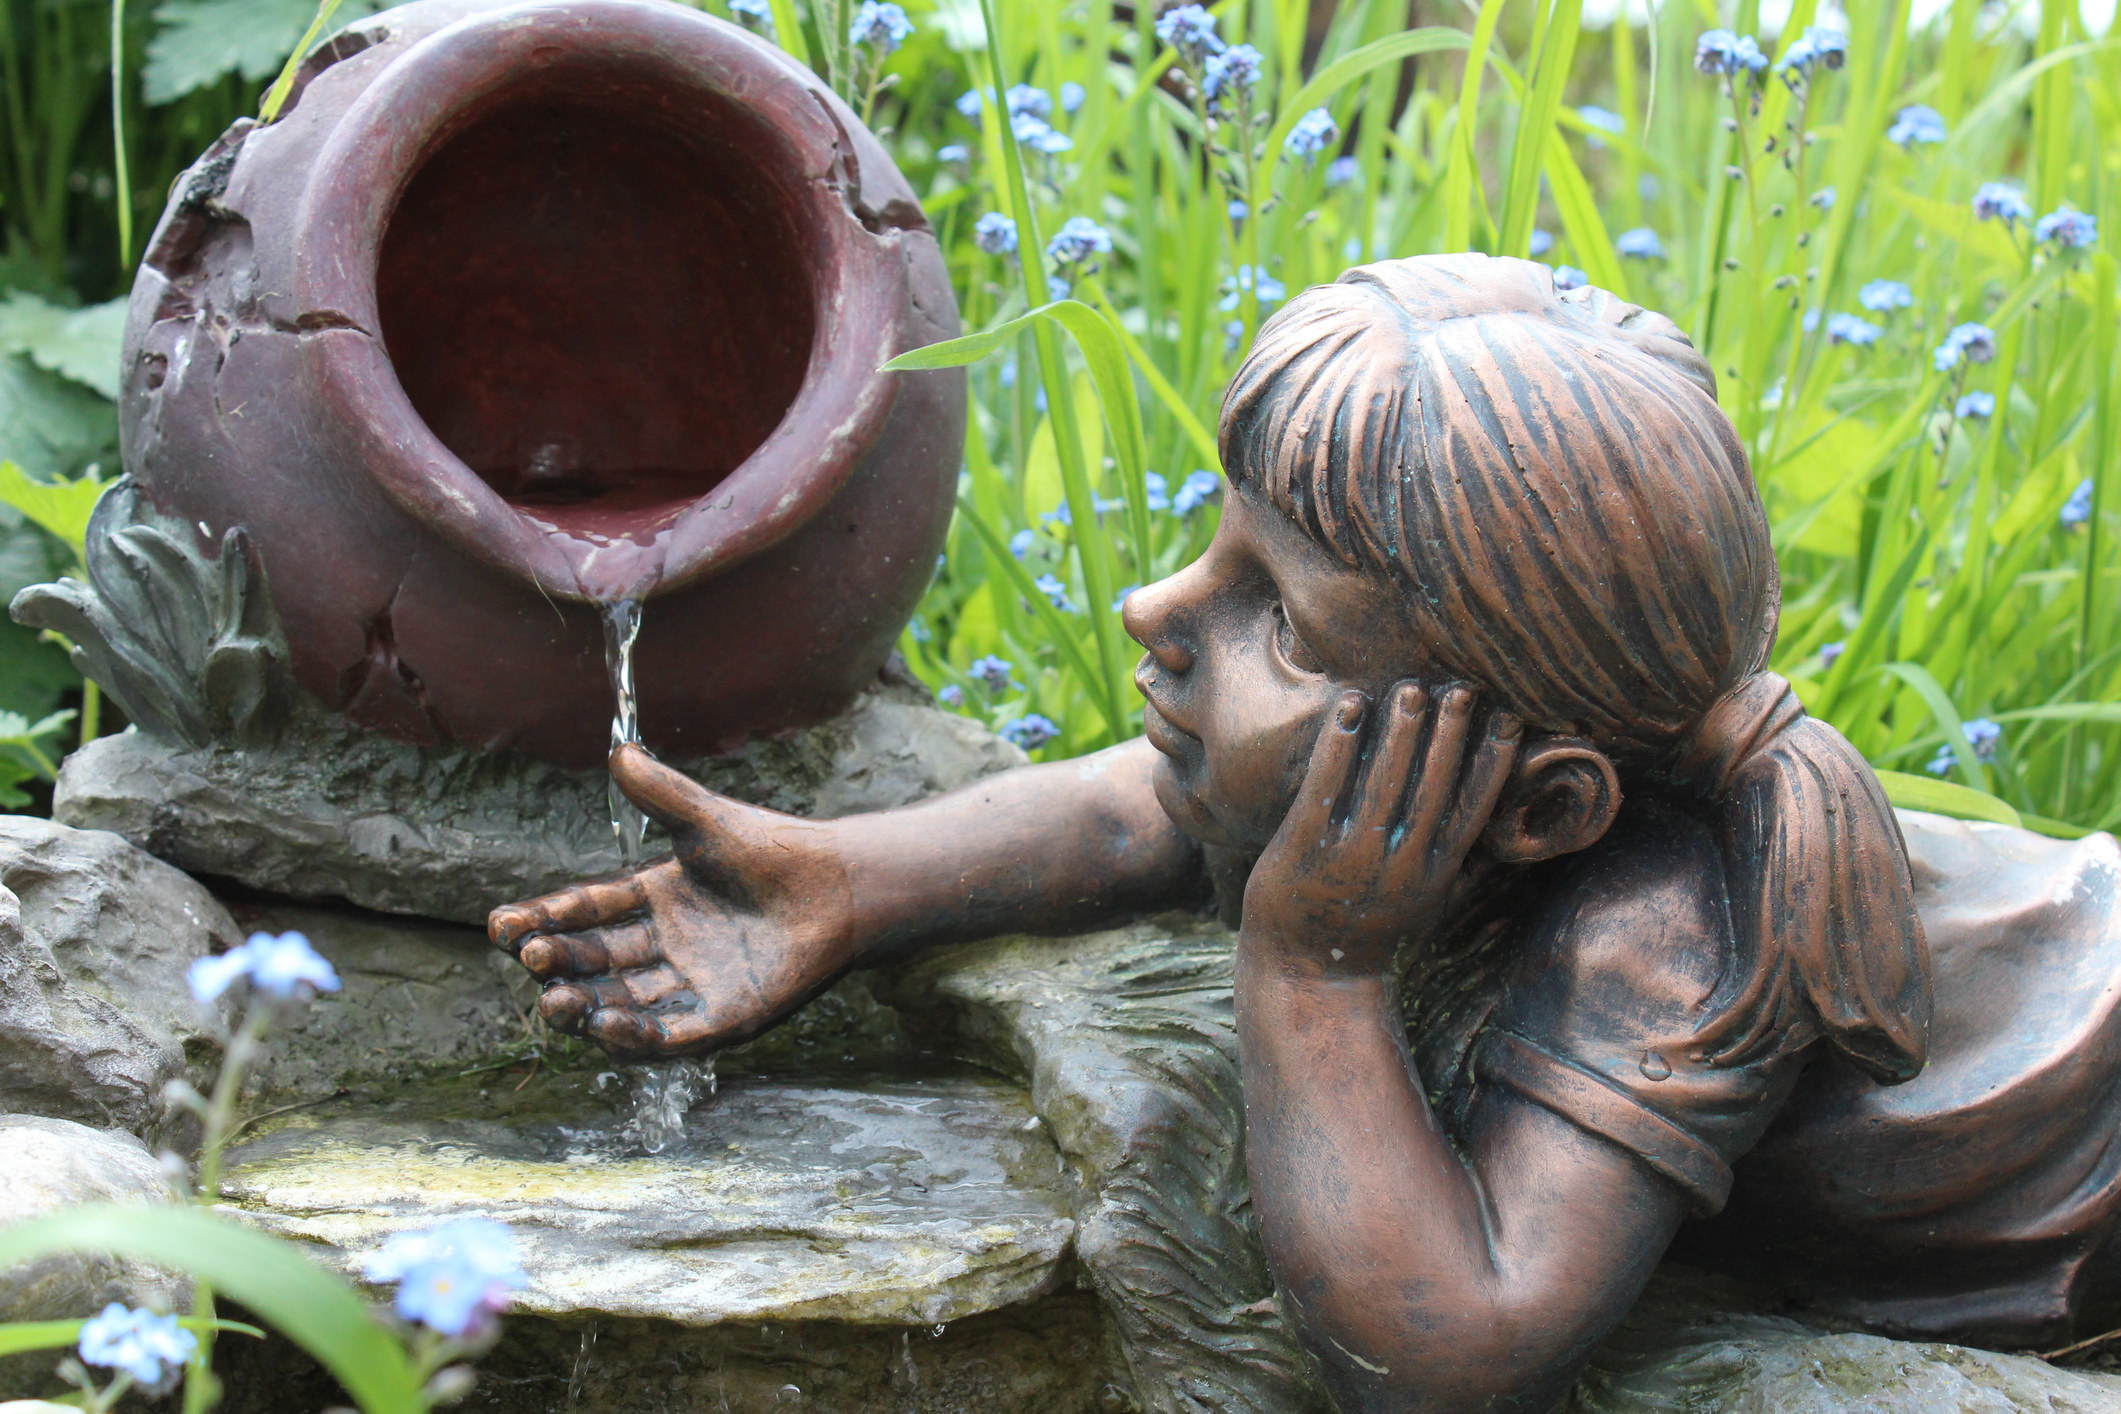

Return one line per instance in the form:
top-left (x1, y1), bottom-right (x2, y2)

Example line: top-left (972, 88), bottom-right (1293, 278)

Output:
top-left (1471, 806), bottom-right (1809, 1215)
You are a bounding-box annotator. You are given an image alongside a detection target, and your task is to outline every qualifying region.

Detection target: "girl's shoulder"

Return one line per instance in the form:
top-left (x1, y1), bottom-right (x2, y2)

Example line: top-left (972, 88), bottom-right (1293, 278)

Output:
top-left (1469, 797), bottom-right (1807, 1212)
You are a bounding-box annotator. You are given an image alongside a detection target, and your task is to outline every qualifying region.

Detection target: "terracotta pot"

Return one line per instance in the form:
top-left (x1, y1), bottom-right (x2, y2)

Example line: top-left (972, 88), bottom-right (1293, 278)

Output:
top-left (121, 0), bottom-right (964, 767)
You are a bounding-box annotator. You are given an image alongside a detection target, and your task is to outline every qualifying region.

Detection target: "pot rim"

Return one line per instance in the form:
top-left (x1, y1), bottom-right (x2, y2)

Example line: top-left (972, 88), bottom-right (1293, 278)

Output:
top-left (292, 0), bottom-right (907, 602)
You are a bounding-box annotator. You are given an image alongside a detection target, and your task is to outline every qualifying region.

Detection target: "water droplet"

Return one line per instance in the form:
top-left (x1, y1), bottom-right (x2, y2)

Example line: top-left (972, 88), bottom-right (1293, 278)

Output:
top-left (776, 1384), bottom-right (802, 1404)
top-left (931, 1323), bottom-right (947, 1338)
top-left (601, 597), bottom-right (647, 867)
top-left (1639, 1050), bottom-right (1671, 1082)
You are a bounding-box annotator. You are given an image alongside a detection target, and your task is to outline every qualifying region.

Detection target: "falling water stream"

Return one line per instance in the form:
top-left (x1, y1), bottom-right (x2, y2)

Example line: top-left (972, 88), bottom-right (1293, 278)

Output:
top-left (599, 598), bottom-right (714, 1150)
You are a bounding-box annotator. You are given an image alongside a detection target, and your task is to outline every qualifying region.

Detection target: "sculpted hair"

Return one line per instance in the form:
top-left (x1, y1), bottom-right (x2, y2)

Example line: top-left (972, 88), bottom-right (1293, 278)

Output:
top-left (1221, 253), bottom-right (1929, 1082)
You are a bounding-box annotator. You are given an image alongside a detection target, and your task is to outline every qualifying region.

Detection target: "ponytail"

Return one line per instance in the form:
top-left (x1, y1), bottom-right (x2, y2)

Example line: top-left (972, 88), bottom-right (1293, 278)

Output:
top-left (1664, 672), bottom-right (1930, 1082)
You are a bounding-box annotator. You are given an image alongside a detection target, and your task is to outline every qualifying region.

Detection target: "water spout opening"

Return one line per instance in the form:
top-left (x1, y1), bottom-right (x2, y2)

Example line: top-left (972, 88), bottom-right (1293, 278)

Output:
top-left (376, 92), bottom-right (817, 541)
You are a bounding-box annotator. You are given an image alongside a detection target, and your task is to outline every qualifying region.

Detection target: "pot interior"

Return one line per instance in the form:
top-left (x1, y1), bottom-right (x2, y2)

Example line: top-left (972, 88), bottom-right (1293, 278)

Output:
top-left (377, 91), bottom-right (816, 540)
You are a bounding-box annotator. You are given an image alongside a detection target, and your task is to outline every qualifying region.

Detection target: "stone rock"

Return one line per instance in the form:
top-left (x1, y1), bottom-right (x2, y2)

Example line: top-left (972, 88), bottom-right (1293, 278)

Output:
top-left (221, 1070), bottom-right (1076, 1329)
top-left (883, 914), bottom-right (1322, 1414)
top-left (1571, 1268), bottom-right (2121, 1413)
top-left (221, 898), bottom-right (539, 1103)
top-left (216, 1292), bottom-right (1127, 1414)
top-left (0, 816), bottom-right (235, 1136)
top-left (0, 1116), bottom-right (185, 1398)
top-left (54, 688), bottom-right (1024, 926)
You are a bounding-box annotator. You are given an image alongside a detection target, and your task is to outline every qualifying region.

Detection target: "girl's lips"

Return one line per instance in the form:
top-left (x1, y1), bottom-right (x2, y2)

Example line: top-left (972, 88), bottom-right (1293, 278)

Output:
top-left (1141, 700), bottom-right (1199, 754)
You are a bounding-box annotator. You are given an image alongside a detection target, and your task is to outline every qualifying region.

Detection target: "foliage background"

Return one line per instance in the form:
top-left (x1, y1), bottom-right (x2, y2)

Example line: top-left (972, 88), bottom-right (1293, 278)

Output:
top-left (2, 0), bottom-right (2117, 827)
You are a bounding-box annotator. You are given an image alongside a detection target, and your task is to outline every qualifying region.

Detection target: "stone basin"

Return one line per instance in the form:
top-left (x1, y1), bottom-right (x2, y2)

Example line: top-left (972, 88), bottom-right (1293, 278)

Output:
top-left (221, 1069), bottom-right (1075, 1329)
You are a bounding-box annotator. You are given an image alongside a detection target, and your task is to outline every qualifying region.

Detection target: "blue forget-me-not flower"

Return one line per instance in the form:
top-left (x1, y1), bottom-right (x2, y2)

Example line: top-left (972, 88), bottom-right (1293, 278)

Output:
top-left (1858, 279), bottom-right (1913, 313)
top-left (1888, 104), bottom-right (1948, 147)
top-left (1553, 265), bottom-right (1588, 291)
top-left (1826, 313), bottom-right (1881, 347)
top-left (2035, 207), bottom-right (2098, 248)
top-left (1616, 227), bottom-right (1664, 260)
top-left (1174, 470), bottom-right (1221, 515)
top-left (189, 930), bottom-right (339, 1004)
top-left (1955, 390), bottom-right (1995, 419)
top-left (973, 212), bottom-right (1018, 256)
top-left (1972, 182), bottom-right (2033, 225)
top-left (1933, 322), bottom-right (1997, 371)
top-left (968, 655), bottom-right (1016, 692)
top-left (1155, 4), bottom-right (1222, 64)
top-left (849, 1), bottom-right (912, 54)
top-left (1284, 108), bottom-right (1339, 163)
top-left (1047, 216), bottom-right (1113, 265)
top-left (78, 1304), bottom-right (197, 1389)
top-left (364, 1217), bottom-right (526, 1339)
top-left (2063, 478), bottom-right (2096, 526)
top-left (1000, 715), bottom-right (1062, 751)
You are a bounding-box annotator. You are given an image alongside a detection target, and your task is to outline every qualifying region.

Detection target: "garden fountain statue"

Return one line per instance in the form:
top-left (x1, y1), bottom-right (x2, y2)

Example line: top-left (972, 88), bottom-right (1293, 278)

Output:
top-left (7, 0), bottom-right (2121, 1406)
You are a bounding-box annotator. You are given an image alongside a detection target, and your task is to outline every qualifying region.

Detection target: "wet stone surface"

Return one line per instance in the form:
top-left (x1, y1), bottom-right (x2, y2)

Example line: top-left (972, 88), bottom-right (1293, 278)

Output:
top-left (220, 1068), bottom-right (1077, 1329)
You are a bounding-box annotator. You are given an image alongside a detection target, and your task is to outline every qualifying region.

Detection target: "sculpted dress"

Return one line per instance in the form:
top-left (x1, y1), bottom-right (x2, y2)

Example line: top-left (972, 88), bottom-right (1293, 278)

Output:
top-left (1407, 797), bottom-right (2121, 1348)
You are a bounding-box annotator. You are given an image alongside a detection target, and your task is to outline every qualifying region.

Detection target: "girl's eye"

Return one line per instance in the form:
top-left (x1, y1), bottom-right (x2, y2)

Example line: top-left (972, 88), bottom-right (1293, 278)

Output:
top-left (1273, 602), bottom-right (1326, 674)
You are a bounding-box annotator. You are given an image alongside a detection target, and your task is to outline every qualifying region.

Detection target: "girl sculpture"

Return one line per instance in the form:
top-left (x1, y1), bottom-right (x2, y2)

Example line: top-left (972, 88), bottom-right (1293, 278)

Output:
top-left (491, 254), bottom-right (2121, 1411)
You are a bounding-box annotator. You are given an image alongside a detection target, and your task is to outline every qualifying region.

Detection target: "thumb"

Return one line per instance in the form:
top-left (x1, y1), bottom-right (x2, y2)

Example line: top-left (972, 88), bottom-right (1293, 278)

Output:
top-left (611, 742), bottom-right (726, 842)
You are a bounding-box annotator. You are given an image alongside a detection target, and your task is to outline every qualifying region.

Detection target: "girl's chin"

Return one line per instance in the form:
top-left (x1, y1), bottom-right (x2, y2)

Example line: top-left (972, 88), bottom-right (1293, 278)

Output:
top-left (1150, 758), bottom-right (1279, 853)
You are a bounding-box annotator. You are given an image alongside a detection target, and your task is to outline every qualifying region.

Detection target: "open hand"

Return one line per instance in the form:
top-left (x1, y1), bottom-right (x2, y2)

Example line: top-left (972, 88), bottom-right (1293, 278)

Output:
top-left (1241, 682), bottom-right (1522, 976)
top-left (488, 744), bottom-right (860, 1059)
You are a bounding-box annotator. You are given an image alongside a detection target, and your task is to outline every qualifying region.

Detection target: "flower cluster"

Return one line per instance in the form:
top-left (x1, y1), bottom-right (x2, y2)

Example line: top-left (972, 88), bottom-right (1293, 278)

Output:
top-left (1972, 182), bottom-right (2032, 225)
top-left (1826, 313), bottom-right (1881, 347)
top-left (1933, 322), bottom-right (1996, 372)
top-left (1283, 108), bottom-right (1339, 163)
top-left (1888, 104), bottom-right (1948, 148)
top-left (1553, 265), bottom-right (1588, 291)
top-left (1694, 29), bottom-right (1768, 78)
top-left (77, 1303), bottom-right (196, 1390)
top-left (1219, 265), bottom-right (1286, 311)
top-left (1858, 279), bottom-right (1913, 313)
top-left (363, 1218), bottom-right (526, 1340)
top-left (1154, 4), bottom-right (1222, 66)
top-left (2035, 207), bottom-right (2098, 248)
top-left (1201, 44), bottom-right (1261, 112)
top-left (1955, 390), bottom-right (1995, 419)
top-left (1577, 104), bottom-right (1625, 147)
top-left (1034, 572), bottom-right (1077, 612)
top-left (1046, 216), bottom-right (1113, 267)
top-left (1615, 227), bottom-right (1664, 260)
top-left (1173, 469), bottom-right (1221, 515)
top-left (968, 655), bottom-right (1016, 693)
top-left (2062, 478), bottom-right (2096, 527)
top-left (848, 1), bottom-right (911, 54)
top-left (973, 211), bottom-right (1019, 256)
top-left (1000, 714), bottom-right (1062, 751)
top-left (1325, 155), bottom-right (1361, 189)
top-left (189, 930), bottom-right (339, 1004)
top-left (1926, 717), bottom-right (2001, 776)
top-left (1775, 24), bottom-right (1846, 82)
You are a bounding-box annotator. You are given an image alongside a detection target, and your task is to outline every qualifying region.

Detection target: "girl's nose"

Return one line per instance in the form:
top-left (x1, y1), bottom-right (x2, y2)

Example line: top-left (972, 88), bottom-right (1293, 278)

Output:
top-left (1121, 572), bottom-right (1196, 674)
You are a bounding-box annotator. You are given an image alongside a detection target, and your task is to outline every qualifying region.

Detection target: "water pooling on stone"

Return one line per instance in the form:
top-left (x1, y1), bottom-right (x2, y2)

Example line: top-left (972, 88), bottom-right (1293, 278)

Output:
top-left (598, 597), bottom-right (715, 1138)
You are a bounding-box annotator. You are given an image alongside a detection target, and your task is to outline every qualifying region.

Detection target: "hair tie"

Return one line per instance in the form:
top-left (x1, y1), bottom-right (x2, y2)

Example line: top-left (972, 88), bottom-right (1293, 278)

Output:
top-left (1665, 671), bottom-right (1806, 800)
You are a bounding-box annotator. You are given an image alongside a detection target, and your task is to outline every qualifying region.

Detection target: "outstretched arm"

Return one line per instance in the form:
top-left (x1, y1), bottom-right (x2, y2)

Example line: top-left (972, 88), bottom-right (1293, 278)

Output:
top-left (491, 736), bottom-right (1205, 1056)
top-left (1237, 685), bottom-right (1717, 1413)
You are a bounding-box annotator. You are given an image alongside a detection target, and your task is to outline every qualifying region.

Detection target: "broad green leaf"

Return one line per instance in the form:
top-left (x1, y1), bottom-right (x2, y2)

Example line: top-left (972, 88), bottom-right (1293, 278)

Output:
top-left (0, 1205), bottom-right (425, 1414)
top-left (1875, 770), bottom-right (2024, 828)
top-left (144, 0), bottom-right (389, 104)
top-left (0, 460), bottom-right (114, 558)
top-left (0, 357), bottom-right (117, 485)
top-left (0, 295), bottom-right (128, 400)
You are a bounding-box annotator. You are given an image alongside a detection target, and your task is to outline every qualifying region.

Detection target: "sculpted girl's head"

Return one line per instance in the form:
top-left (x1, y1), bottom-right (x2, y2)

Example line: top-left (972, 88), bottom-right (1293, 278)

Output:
top-left (1126, 252), bottom-right (1927, 1084)
top-left (1125, 252), bottom-right (1767, 855)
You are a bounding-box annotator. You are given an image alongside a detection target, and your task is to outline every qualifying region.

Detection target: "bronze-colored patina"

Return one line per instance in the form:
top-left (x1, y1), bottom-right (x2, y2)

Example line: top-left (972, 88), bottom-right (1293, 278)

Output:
top-left (495, 255), bottom-right (2119, 1408)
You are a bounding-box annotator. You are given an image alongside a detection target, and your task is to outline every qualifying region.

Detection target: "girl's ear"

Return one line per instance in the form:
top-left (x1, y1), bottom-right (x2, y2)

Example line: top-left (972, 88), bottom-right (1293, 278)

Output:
top-left (1482, 738), bottom-right (1622, 863)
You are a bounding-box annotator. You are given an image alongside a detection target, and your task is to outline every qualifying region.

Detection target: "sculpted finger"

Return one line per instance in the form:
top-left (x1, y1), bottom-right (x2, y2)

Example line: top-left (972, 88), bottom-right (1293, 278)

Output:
top-left (611, 743), bottom-right (733, 844)
top-left (517, 920), bottom-right (663, 979)
top-left (1399, 684), bottom-right (1476, 862)
top-left (1440, 710), bottom-right (1525, 859)
top-left (536, 981), bottom-right (595, 1032)
top-left (1352, 682), bottom-right (1428, 846)
top-left (1285, 693), bottom-right (1368, 846)
top-left (587, 1005), bottom-right (721, 1059)
top-left (490, 876), bottom-right (646, 953)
